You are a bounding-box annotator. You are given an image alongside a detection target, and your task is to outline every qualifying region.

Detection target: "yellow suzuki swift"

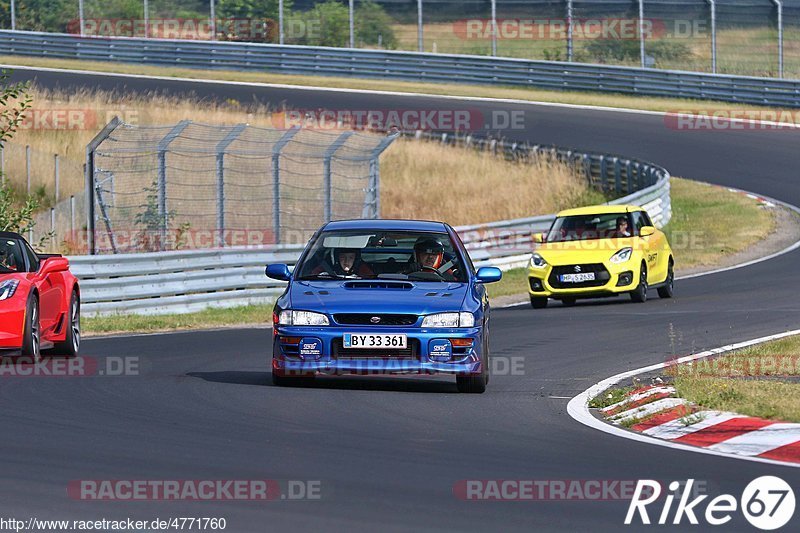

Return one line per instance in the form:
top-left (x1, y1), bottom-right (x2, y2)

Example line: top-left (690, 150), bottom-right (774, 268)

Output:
top-left (527, 205), bottom-right (674, 309)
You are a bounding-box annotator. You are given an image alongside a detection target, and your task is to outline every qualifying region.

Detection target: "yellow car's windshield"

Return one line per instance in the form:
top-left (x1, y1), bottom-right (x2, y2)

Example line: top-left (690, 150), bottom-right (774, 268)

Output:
top-left (547, 213), bottom-right (633, 242)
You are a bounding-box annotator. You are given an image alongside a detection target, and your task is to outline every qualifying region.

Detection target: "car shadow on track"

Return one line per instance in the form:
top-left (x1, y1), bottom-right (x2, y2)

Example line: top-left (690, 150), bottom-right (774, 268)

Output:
top-left (187, 371), bottom-right (458, 393)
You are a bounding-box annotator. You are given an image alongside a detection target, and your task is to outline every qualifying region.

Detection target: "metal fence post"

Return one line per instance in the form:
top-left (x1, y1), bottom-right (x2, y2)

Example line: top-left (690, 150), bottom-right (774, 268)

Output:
top-left (772, 0), bottom-right (784, 78)
top-left (25, 145), bottom-right (30, 194)
top-left (491, 0), bottom-right (497, 56)
top-left (279, 0), bottom-right (285, 44)
top-left (215, 124), bottom-right (246, 247)
top-left (143, 0), bottom-right (150, 38)
top-left (210, 0), bottom-right (216, 40)
top-left (706, 0), bottom-right (716, 73)
top-left (638, 0), bottom-right (645, 68)
top-left (272, 126), bottom-right (300, 244)
top-left (566, 0), bottom-right (573, 62)
top-left (50, 208), bottom-right (55, 249)
top-left (323, 131), bottom-right (354, 223)
top-left (417, 0), bottom-right (423, 52)
top-left (156, 120), bottom-right (191, 251)
top-left (54, 154), bottom-right (60, 203)
top-left (79, 0), bottom-right (85, 36)
top-left (10, 0), bottom-right (15, 30)
top-left (0, 144), bottom-right (4, 185)
top-left (349, 0), bottom-right (355, 48)
top-left (70, 195), bottom-right (75, 242)
top-left (362, 133), bottom-right (399, 219)
top-left (85, 118), bottom-right (124, 254)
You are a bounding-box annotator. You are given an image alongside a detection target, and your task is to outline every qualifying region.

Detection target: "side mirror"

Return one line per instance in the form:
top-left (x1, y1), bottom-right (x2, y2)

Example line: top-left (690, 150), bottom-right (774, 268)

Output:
top-left (265, 263), bottom-right (291, 281)
top-left (39, 256), bottom-right (69, 276)
top-left (640, 226), bottom-right (656, 237)
top-left (532, 232), bottom-right (545, 244)
top-left (476, 266), bottom-right (502, 284)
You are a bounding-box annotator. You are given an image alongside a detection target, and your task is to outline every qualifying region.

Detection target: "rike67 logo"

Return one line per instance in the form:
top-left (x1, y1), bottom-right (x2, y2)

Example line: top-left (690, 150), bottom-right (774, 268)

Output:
top-left (626, 477), bottom-right (795, 530)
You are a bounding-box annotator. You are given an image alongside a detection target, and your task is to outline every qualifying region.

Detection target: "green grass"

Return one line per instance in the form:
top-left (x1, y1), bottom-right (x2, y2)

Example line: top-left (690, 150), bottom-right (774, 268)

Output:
top-left (663, 178), bottom-right (775, 270)
top-left (589, 386), bottom-right (635, 409)
top-left (1, 55), bottom-right (796, 116)
top-left (674, 334), bottom-right (800, 422)
top-left (83, 304), bottom-right (274, 335)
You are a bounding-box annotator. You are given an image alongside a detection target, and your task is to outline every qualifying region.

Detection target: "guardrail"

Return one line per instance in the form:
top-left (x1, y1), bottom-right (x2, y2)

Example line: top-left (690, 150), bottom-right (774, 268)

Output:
top-left (0, 30), bottom-right (799, 108)
top-left (69, 134), bottom-right (670, 316)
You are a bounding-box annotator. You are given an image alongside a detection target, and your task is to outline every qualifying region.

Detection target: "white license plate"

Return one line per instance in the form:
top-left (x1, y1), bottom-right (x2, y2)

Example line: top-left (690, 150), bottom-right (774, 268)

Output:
top-left (560, 272), bottom-right (596, 282)
top-left (343, 333), bottom-right (407, 349)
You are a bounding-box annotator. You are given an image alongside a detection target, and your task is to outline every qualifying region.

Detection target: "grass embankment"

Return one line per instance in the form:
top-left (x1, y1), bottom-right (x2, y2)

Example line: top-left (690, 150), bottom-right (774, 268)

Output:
top-left (673, 334), bottom-right (800, 423)
top-left (486, 177), bottom-right (775, 298)
top-left (2, 55), bottom-right (796, 118)
top-left (83, 304), bottom-right (274, 336)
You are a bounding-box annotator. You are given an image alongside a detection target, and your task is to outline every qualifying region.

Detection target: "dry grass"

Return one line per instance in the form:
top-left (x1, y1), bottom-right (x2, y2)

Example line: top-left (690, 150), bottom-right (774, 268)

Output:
top-left (380, 138), bottom-right (605, 226)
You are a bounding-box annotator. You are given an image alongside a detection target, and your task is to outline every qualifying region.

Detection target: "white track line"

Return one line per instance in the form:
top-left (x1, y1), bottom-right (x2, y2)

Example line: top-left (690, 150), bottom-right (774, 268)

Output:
top-left (567, 329), bottom-right (800, 468)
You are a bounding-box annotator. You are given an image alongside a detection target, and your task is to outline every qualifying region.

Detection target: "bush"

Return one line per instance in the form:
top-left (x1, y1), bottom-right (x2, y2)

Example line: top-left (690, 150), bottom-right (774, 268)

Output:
top-left (583, 38), bottom-right (691, 65)
top-left (287, 0), bottom-right (396, 48)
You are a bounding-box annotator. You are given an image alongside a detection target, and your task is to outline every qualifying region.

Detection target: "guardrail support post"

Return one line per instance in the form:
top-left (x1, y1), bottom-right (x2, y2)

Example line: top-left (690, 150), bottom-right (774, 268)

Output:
top-left (323, 131), bottom-right (354, 223)
top-left (215, 124), bottom-right (246, 248)
top-left (566, 0), bottom-right (574, 62)
top-left (85, 124), bottom-right (124, 266)
top-left (613, 157), bottom-right (622, 196)
top-left (771, 0), bottom-right (784, 78)
top-left (706, 0), bottom-right (716, 73)
top-left (156, 120), bottom-right (191, 251)
top-left (272, 126), bottom-right (300, 244)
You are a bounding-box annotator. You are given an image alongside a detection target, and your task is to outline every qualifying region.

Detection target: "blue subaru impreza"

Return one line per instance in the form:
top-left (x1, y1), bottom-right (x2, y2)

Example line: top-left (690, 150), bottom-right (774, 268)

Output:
top-left (266, 219), bottom-right (502, 393)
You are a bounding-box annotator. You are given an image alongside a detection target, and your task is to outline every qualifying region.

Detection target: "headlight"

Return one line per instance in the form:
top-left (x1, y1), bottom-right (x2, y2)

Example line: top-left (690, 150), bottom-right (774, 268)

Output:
top-left (0, 279), bottom-right (19, 301)
top-left (277, 310), bottom-right (330, 326)
top-left (422, 312), bottom-right (475, 328)
top-left (610, 247), bottom-right (633, 264)
top-left (530, 253), bottom-right (548, 268)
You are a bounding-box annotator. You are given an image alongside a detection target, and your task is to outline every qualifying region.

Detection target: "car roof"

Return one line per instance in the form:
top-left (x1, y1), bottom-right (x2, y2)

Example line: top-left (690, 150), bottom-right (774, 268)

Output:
top-left (0, 231), bottom-right (24, 240)
top-left (556, 205), bottom-right (644, 217)
top-left (322, 219), bottom-right (448, 232)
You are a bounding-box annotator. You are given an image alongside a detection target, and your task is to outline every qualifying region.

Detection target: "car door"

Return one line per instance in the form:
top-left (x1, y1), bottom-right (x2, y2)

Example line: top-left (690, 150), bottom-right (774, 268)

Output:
top-left (633, 212), bottom-right (659, 283)
top-left (24, 242), bottom-right (62, 335)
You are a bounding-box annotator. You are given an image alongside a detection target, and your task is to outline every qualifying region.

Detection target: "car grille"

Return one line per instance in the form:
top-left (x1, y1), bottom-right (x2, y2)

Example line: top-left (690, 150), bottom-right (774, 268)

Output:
top-left (548, 263), bottom-right (610, 289)
top-left (332, 338), bottom-right (419, 359)
top-left (333, 314), bottom-right (418, 326)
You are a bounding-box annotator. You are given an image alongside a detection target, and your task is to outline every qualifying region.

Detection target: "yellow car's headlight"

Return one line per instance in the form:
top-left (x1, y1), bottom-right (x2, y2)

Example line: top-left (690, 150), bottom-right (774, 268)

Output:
top-left (610, 247), bottom-right (633, 264)
top-left (530, 253), bottom-right (548, 268)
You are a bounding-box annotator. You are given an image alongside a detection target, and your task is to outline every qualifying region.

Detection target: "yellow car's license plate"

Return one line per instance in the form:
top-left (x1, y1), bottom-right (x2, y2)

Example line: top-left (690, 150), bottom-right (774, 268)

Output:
top-left (560, 273), bottom-right (596, 282)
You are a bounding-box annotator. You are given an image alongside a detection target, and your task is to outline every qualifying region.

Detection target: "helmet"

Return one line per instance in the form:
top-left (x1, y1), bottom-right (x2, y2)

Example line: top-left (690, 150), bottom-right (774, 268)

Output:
top-left (414, 237), bottom-right (445, 270)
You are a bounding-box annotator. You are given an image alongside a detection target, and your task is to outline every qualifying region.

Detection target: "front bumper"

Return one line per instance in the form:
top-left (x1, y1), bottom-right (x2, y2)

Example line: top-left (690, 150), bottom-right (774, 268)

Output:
top-left (528, 260), bottom-right (637, 298)
top-left (271, 325), bottom-right (484, 376)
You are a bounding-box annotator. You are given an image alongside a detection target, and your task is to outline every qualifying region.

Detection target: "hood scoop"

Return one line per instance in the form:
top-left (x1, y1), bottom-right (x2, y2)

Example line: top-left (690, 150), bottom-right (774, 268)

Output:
top-left (343, 281), bottom-right (414, 290)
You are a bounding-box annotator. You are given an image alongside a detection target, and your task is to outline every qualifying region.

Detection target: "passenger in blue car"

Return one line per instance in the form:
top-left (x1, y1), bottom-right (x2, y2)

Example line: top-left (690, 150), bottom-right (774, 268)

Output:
top-left (311, 247), bottom-right (374, 278)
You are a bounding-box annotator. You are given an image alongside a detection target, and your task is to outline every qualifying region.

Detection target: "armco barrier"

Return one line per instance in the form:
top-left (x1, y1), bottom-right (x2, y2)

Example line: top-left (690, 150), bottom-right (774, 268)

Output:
top-left (0, 30), bottom-right (799, 107)
top-left (69, 136), bottom-right (670, 316)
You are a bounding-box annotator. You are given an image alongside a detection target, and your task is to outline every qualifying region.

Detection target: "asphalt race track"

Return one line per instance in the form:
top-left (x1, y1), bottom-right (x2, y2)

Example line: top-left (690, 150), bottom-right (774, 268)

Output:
top-left (4, 68), bottom-right (800, 531)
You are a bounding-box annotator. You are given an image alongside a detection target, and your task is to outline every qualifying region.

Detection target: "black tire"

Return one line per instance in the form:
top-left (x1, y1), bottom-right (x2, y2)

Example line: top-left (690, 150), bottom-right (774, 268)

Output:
top-left (21, 293), bottom-right (41, 363)
top-left (457, 349), bottom-right (488, 393)
top-left (658, 261), bottom-right (675, 299)
top-left (561, 297), bottom-right (576, 307)
top-left (630, 263), bottom-right (648, 303)
top-left (52, 290), bottom-right (80, 357)
top-left (530, 296), bottom-right (548, 309)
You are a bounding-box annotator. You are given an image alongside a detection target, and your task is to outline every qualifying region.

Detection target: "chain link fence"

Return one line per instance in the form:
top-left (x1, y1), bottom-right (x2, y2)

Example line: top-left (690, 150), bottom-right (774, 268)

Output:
top-left (2, 0), bottom-right (798, 78)
top-left (31, 118), bottom-right (396, 255)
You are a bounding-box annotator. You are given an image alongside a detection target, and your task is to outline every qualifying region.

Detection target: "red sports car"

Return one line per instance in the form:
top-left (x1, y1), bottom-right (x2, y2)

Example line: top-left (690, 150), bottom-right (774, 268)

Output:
top-left (0, 231), bottom-right (80, 360)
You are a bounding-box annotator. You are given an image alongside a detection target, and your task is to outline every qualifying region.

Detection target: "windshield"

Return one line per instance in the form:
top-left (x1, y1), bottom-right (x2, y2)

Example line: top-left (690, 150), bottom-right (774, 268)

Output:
top-left (296, 230), bottom-right (469, 283)
top-left (0, 238), bottom-right (24, 273)
top-left (546, 213), bottom-right (633, 242)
